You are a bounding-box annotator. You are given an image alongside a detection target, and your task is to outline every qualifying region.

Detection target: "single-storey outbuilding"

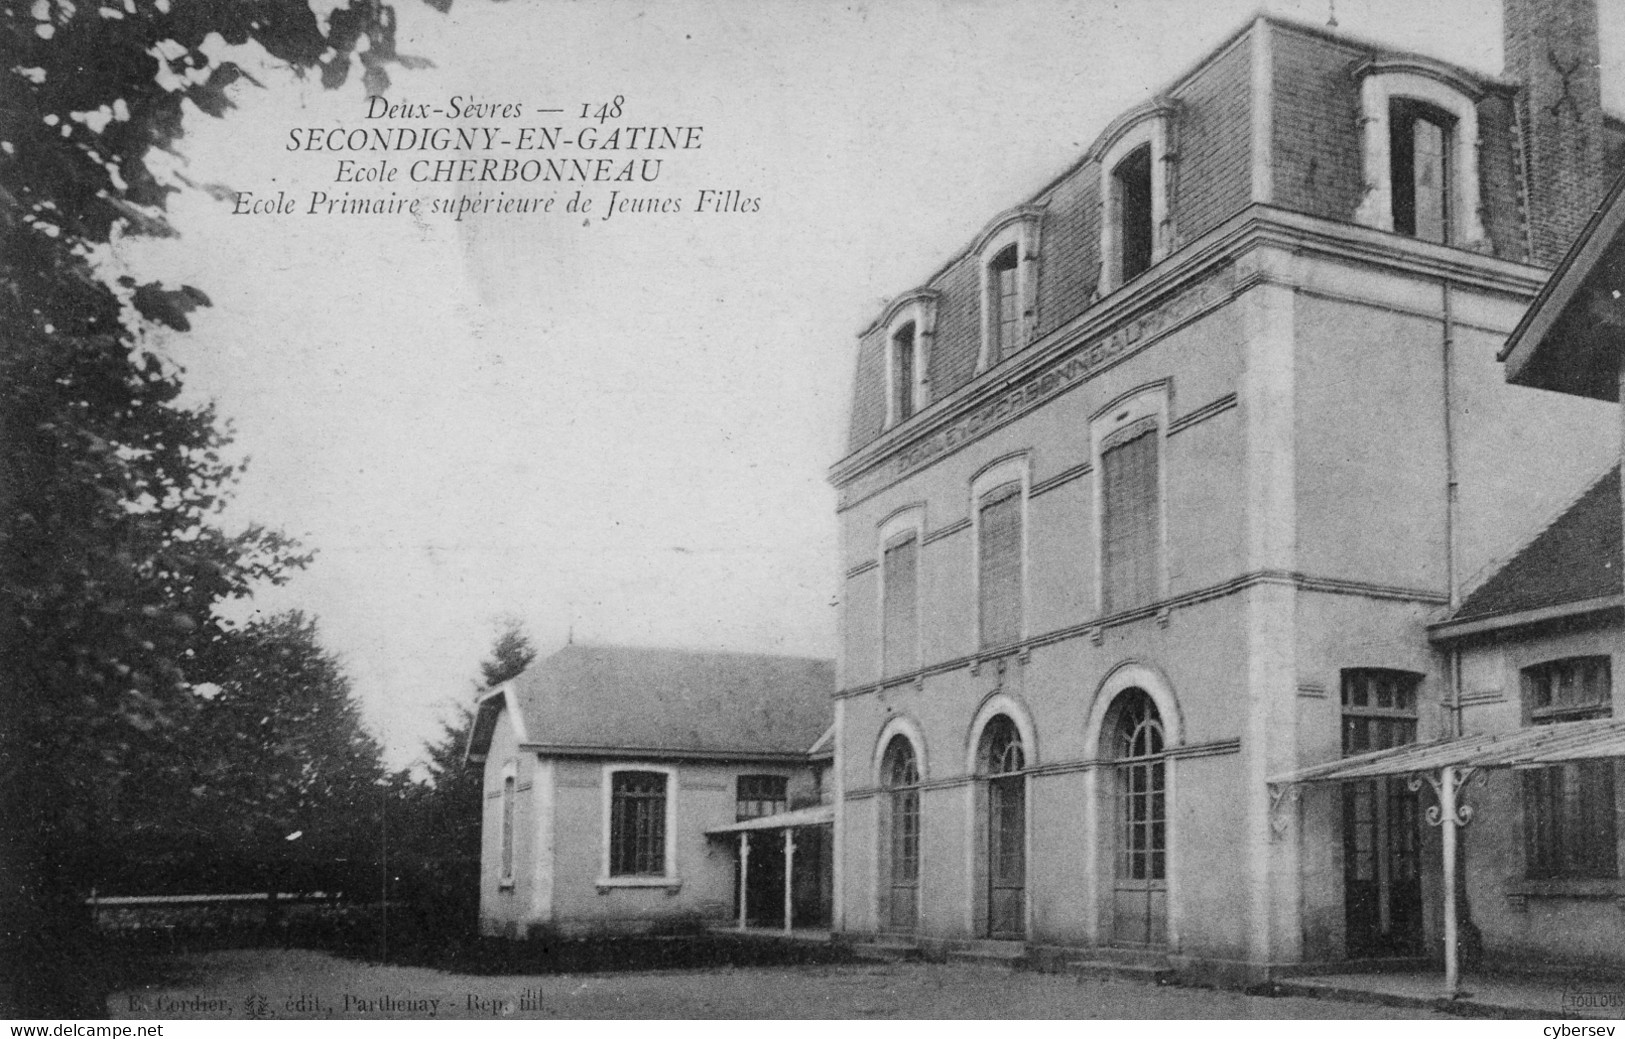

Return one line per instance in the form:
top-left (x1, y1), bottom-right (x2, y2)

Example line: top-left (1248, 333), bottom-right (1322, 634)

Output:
top-left (467, 643), bottom-right (834, 937)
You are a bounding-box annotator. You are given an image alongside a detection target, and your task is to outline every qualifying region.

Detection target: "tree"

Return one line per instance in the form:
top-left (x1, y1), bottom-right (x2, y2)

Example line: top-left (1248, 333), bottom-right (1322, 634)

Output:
top-left (104, 612), bottom-right (391, 898)
top-left (388, 619), bottom-right (536, 940)
top-left (0, 0), bottom-right (443, 1015)
top-left (192, 612), bottom-right (387, 886)
top-left (480, 617), bottom-right (538, 688)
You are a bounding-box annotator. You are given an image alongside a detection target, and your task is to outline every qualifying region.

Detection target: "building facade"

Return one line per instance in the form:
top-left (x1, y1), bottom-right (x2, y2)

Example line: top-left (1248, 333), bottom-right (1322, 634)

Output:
top-left (468, 644), bottom-right (833, 937)
top-left (829, 0), bottom-right (1622, 979)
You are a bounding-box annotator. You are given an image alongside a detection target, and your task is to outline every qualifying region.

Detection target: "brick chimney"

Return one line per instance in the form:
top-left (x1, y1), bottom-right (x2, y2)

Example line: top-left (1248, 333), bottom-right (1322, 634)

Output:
top-left (1504, 0), bottom-right (1606, 266)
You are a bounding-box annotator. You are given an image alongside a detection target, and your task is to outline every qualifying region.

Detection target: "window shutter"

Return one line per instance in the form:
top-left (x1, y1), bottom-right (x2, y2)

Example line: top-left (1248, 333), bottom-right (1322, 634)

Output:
top-left (1102, 424), bottom-right (1159, 614)
top-left (979, 484), bottom-right (1023, 649)
top-left (882, 533), bottom-right (918, 676)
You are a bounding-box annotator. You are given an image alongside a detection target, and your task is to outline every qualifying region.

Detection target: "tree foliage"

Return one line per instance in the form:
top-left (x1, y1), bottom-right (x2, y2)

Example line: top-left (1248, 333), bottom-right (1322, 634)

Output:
top-left (106, 612), bottom-right (392, 898)
top-left (192, 611), bottom-right (386, 871)
top-left (479, 617), bottom-right (538, 688)
top-left (385, 619), bottom-right (537, 939)
top-left (0, 0), bottom-right (443, 1015)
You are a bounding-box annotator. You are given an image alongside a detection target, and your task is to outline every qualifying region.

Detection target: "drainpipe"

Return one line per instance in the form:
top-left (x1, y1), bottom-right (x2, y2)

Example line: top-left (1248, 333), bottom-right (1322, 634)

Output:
top-left (1442, 281), bottom-right (1460, 615)
top-left (1443, 281), bottom-right (1465, 738)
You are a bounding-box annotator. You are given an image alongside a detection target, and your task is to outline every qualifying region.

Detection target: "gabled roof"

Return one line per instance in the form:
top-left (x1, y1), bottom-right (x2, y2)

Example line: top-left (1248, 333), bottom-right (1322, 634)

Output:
top-left (467, 643), bottom-right (834, 763)
top-left (1500, 168), bottom-right (1625, 399)
top-left (1434, 465), bottom-right (1621, 637)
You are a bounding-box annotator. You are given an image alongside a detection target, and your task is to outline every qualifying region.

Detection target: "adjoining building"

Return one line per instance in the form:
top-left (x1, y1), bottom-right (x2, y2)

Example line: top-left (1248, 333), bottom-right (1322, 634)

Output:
top-left (1414, 166), bottom-right (1625, 977)
top-left (467, 643), bottom-right (834, 937)
top-left (828, 0), bottom-right (1622, 982)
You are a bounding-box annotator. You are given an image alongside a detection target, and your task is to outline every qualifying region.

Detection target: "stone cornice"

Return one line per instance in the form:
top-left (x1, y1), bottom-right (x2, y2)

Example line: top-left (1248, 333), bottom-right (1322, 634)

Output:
top-left (830, 206), bottom-right (1550, 504)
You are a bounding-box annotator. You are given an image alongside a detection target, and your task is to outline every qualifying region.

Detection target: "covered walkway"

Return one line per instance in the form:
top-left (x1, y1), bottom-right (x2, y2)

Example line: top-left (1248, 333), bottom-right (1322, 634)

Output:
top-left (706, 803), bottom-right (834, 933)
top-left (1270, 718), bottom-right (1625, 997)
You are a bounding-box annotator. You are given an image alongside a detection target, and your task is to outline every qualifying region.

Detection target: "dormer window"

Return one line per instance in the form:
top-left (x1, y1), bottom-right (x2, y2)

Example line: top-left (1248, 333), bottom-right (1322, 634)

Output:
top-left (1354, 59), bottom-right (1486, 249)
top-left (880, 293), bottom-right (936, 429)
top-left (1095, 100), bottom-right (1175, 296)
top-left (987, 245), bottom-right (1020, 365)
top-left (1114, 145), bottom-right (1155, 281)
top-left (1390, 100), bottom-right (1453, 243)
top-left (891, 323), bottom-right (918, 423)
top-left (973, 208), bottom-right (1042, 372)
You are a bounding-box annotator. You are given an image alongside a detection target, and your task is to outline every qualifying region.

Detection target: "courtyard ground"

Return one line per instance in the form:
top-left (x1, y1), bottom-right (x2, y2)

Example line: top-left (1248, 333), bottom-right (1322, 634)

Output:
top-left (106, 947), bottom-right (1449, 1019)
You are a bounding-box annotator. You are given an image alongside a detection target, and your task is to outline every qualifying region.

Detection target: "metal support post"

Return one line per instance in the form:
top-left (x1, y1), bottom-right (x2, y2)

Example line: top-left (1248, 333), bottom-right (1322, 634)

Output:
top-left (783, 828), bottom-right (796, 933)
top-left (1441, 765), bottom-right (1459, 996)
top-left (738, 832), bottom-right (750, 931)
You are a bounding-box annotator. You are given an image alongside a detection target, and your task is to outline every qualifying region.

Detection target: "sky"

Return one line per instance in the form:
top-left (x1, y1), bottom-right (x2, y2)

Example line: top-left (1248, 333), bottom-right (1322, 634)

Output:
top-left (120, 0), bottom-right (1625, 768)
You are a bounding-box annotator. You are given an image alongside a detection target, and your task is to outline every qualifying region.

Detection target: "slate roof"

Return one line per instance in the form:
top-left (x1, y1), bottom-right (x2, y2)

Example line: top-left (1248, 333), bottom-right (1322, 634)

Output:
top-left (469, 643), bottom-right (834, 762)
top-left (1451, 465), bottom-right (1621, 624)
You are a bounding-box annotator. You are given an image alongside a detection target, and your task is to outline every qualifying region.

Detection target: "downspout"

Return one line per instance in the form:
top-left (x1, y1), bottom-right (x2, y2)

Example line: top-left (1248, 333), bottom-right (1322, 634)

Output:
top-left (1442, 280), bottom-right (1464, 736)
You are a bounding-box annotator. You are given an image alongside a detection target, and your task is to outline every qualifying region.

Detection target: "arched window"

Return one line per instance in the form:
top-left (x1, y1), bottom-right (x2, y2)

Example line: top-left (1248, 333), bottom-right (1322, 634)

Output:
top-left (1093, 100), bottom-right (1175, 296)
top-left (1389, 100), bottom-right (1453, 243)
top-left (1110, 688), bottom-right (1166, 944)
top-left (986, 245), bottom-right (1021, 365)
top-left (973, 208), bottom-right (1041, 372)
top-left (978, 715), bottom-right (1026, 937)
top-left (1113, 144), bottom-right (1155, 281)
top-left (1353, 60), bottom-right (1486, 249)
top-left (880, 734), bottom-right (921, 932)
top-left (877, 293), bottom-right (936, 429)
top-left (1114, 690), bottom-right (1166, 883)
top-left (891, 322), bottom-right (918, 424)
top-left (981, 715), bottom-right (1025, 775)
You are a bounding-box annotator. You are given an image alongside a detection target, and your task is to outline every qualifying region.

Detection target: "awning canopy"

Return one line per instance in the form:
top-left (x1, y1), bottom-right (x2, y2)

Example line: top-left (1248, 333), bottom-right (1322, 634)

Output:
top-left (1269, 718), bottom-right (1625, 787)
top-left (705, 803), bottom-right (833, 836)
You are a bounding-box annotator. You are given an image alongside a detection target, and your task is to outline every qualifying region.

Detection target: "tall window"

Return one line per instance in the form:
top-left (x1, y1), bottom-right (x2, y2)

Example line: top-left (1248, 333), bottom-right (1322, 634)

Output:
top-left (1114, 144), bottom-right (1154, 282)
top-left (987, 245), bottom-right (1020, 365)
top-left (1340, 669), bottom-right (1422, 956)
top-left (1523, 657), bottom-right (1616, 879)
top-left (1100, 418), bottom-right (1159, 614)
top-left (882, 531), bottom-right (919, 676)
top-left (609, 770), bottom-right (668, 877)
top-left (1390, 101), bottom-right (1452, 243)
top-left (981, 715), bottom-right (1026, 938)
top-left (881, 735), bottom-right (921, 931)
top-left (1113, 689), bottom-right (1166, 883)
top-left (890, 322), bottom-right (917, 425)
top-left (500, 772), bottom-right (516, 884)
top-left (978, 482), bottom-right (1023, 650)
top-left (736, 774), bottom-right (787, 821)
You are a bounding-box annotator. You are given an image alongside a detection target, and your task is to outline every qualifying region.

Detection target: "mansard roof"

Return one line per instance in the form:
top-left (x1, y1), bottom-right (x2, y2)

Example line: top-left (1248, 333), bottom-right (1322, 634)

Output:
top-left (843, 13), bottom-right (1526, 462)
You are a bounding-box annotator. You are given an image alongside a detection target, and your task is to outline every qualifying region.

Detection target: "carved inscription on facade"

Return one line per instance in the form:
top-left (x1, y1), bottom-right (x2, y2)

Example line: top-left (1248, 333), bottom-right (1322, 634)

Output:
top-left (841, 264), bottom-right (1236, 507)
